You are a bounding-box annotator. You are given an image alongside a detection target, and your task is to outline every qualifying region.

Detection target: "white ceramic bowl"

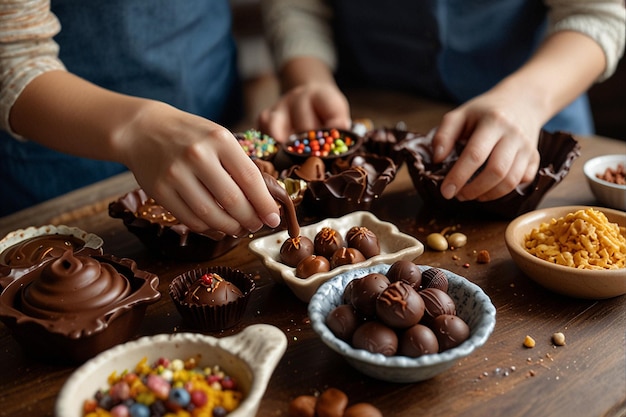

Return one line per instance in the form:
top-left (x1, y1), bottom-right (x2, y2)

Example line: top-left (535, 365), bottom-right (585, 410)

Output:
top-left (308, 264), bottom-right (496, 383)
top-left (583, 154), bottom-right (626, 211)
top-left (55, 324), bottom-right (287, 417)
top-left (249, 211), bottom-right (424, 302)
top-left (505, 206), bottom-right (626, 299)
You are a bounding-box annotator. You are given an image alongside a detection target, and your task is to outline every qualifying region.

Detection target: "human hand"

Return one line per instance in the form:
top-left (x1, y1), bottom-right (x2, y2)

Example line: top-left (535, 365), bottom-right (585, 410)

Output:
top-left (257, 82), bottom-right (351, 143)
top-left (431, 90), bottom-right (543, 202)
top-left (115, 101), bottom-right (281, 236)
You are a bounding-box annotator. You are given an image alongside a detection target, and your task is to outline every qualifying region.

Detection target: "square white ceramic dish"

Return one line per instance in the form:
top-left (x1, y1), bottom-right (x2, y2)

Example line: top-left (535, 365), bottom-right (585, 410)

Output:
top-left (249, 211), bottom-right (424, 302)
top-left (55, 324), bottom-right (287, 417)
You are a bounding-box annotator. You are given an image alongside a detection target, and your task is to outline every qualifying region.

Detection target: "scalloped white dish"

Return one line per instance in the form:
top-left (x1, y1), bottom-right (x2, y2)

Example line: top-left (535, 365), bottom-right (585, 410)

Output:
top-left (249, 211), bottom-right (424, 302)
top-left (55, 324), bottom-right (287, 417)
top-left (308, 264), bottom-right (496, 383)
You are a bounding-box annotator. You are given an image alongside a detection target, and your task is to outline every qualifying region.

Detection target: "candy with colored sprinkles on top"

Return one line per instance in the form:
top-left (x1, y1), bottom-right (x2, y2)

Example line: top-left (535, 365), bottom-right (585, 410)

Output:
top-left (287, 128), bottom-right (356, 158)
top-left (82, 356), bottom-right (243, 416)
top-left (236, 129), bottom-right (278, 160)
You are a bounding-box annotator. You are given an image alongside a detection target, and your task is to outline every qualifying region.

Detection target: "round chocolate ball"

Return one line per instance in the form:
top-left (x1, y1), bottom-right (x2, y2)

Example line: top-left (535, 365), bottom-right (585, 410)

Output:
top-left (326, 304), bottom-right (361, 342)
top-left (295, 254), bottom-right (330, 278)
top-left (345, 226), bottom-right (380, 259)
top-left (420, 287), bottom-right (456, 325)
top-left (314, 227), bottom-right (345, 258)
top-left (343, 279), bottom-right (356, 304)
top-left (349, 273), bottom-right (390, 317)
top-left (375, 281), bottom-right (425, 329)
top-left (330, 247), bottom-right (366, 269)
top-left (352, 321), bottom-right (398, 356)
top-left (398, 324), bottom-right (439, 357)
top-left (421, 267), bottom-right (449, 292)
top-left (280, 235), bottom-right (314, 267)
top-left (386, 260), bottom-right (422, 289)
top-left (432, 314), bottom-right (470, 352)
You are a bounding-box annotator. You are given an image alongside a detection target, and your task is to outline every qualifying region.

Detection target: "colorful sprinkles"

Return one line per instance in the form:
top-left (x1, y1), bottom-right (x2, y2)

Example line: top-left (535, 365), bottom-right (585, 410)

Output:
top-left (82, 356), bottom-right (243, 417)
top-left (287, 129), bottom-right (356, 158)
top-left (237, 129), bottom-right (278, 160)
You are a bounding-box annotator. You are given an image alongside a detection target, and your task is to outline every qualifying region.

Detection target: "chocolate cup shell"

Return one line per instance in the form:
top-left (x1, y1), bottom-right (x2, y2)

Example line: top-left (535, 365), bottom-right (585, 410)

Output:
top-left (169, 266), bottom-right (255, 331)
top-left (109, 189), bottom-right (238, 261)
top-left (0, 254), bottom-right (160, 364)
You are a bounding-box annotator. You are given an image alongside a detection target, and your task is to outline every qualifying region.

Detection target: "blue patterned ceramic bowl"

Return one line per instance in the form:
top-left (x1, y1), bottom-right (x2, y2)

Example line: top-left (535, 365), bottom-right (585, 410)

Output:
top-left (308, 264), bottom-right (496, 383)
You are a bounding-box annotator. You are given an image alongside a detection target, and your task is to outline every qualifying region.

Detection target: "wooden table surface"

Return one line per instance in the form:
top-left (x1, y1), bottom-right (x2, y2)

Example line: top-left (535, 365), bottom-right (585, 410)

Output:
top-left (0, 92), bottom-right (625, 417)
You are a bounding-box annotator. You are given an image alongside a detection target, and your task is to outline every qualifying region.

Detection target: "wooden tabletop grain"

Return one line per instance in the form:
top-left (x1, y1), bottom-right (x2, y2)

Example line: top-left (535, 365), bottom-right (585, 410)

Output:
top-left (0, 91), bottom-right (624, 417)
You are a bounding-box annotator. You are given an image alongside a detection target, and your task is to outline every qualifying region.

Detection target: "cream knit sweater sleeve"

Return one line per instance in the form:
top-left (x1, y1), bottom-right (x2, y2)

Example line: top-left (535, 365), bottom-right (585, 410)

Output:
top-left (262, 0), bottom-right (625, 82)
top-left (0, 0), bottom-right (66, 137)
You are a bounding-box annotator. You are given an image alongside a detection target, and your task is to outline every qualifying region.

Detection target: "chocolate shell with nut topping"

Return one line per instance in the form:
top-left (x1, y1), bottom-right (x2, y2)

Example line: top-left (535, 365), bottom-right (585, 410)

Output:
top-left (109, 189), bottom-right (238, 261)
top-left (0, 251), bottom-right (160, 363)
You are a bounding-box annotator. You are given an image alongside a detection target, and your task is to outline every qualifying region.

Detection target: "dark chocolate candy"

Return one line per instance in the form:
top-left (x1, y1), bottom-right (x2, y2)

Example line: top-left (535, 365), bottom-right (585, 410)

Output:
top-left (432, 314), bottom-right (470, 352)
top-left (386, 260), bottom-right (422, 289)
top-left (352, 321), bottom-right (398, 356)
top-left (330, 247), bottom-right (366, 269)
top-left (314, 227), bottom-right (345, 258)
top-left (295, 254), bottom-right (330, 278)
top-left (349, 273), bottom-right (390, 317)
top-left (345, 226), bottom-right (380, 259)
top-left (420, 267), bottom-right (449, 292)
top-left (280, 236), bottom-right (315, 267)
top-left (398, 323), bottom-right (439, 357)
top-left (419, 288), bottom-right (456, 324)
top-left (375, 281), bottom-right (425, 329)
top-left (326, 304), bottom-right (361, 342)
top-left (183, 272), bottom-right (243, 307)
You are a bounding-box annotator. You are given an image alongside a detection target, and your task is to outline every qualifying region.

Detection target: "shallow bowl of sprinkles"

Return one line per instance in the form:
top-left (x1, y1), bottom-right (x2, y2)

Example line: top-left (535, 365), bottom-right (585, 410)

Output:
top-left (505, 206), bottom-right (626, 299)
top-left (284, 128), bottom-right (363, 162)
top-left (55, 324), bottom-right (287, 417)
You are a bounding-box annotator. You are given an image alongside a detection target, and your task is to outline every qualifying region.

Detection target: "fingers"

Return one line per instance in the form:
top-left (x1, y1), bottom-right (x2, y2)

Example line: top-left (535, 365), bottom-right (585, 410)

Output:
top-left (432, 111), bottom-right (466, 163)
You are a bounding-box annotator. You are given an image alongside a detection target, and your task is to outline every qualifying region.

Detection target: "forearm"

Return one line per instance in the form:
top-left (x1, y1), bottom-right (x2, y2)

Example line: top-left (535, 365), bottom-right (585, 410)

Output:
top-left (492, 30), bottom-right (606, 124)
top-left (9, 70), bottom-right (151, 165)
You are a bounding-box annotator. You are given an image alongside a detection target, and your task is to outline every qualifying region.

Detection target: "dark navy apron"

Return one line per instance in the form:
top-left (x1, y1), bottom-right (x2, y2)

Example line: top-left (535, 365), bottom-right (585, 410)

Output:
top-left (331, 0), bottom-right (593, 134)
top-left (0, 0), bottom-right (241, 216)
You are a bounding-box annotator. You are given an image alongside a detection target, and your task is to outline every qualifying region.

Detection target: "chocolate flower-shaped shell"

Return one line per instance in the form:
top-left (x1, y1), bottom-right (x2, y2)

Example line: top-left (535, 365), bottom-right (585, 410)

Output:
top-left (20, 250), bottom-right (131, 320)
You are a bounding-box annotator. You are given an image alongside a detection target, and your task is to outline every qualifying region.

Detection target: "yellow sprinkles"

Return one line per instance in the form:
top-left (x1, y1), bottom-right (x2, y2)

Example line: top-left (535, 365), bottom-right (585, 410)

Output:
top-left (82, 356), bottom-right (243, 417)
top-left (524, 208), bottom-right (626, 270)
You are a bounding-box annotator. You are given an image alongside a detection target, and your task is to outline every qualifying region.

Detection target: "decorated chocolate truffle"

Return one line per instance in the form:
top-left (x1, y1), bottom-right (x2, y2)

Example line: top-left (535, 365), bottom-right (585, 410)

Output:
top-left (326, 304), bottom-right (361, 342)
top-left (314, 227), bottom-right (345, 258)
top-left (295, 254), bottom-right (331, 278)
top-left (345, 226), bottom-right (380, 258)
top-left (420, 267), bottom-right (449, 292)
top-left (432, 314), bottom-right (470, 351)
top-left (183, 273), bottom-right (243, 307)
top-left (352, 321), bottom-right (398, 356)
top-left (398, 324), bottom-right (439, 358)
top-left (375, 281), bottom-right (425, 329)
top-left (385, 260), bottom-right (422, 289)
top-left (330, 247), bottom-right (366, 269)
top-left (20, 250), bottom-right (132, 320)
top-left (348, 273), bottom-right (390, 317)
top-left (419, 288), bottom-right (456, 325)
top-left (280, 236), bottom-right (315, 267)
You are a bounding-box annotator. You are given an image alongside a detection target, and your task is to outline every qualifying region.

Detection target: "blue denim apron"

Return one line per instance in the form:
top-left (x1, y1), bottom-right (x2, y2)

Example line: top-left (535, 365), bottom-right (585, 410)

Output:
top-left (331, 0), bottom-right (594, 134)
top-left (0, 0), bottom-right (241, 216)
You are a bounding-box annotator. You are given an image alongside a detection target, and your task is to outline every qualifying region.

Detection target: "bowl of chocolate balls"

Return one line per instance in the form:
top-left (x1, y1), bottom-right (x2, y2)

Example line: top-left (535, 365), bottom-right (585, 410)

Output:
top-left (308, 262), bottom-right (496, 383)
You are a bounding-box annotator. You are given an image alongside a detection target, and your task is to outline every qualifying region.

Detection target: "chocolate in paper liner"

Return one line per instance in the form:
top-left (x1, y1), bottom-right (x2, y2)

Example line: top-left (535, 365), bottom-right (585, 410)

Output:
top-left (169, 266), bottom-right (255, 331)
top-left (109, 189), bottom-right (238, 261)
top-left (400, 130), bottom-right (581, 219)
top-left (0, 253), bottom-right (160, 363)
top-left (298, 154), bottom-right (397, 218)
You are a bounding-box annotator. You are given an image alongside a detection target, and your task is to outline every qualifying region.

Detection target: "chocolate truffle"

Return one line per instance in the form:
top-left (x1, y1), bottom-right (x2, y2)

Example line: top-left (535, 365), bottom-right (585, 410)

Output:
top-left (295, 254), bottom-right (330, 278)
top-left (0, 234), bottom-right (87, 268)
top-left (345, 226), bottom-right (380, 258)
top-left (352, 321), bottom-right (398, 356)
top-left (375, 281), bottom-right (425, 329)
top-left (20, 250), bottom-right (132, 320)
top-left (419, 288), bottom-right (456, 325)
top-left (280, 236), bottom-right (315, 267)
top-left (432, 314), bottom-right (470, 352)
top-left (330, 247), bottom-right (366, 269)
top-left (326, 304), bottom-right (360, 342)
top-left (398, 324), bottom-right (439, 358)
top-left (314, 227), bottom-right (345, 258)
top-left (386, 260), bottom-right (422, 289)
top-left (349, 273), bottom-right (390, 317)
top-left (183, 272), bottom-right (243, 307)
top-left (420, 267), bottom-right (449, 292)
